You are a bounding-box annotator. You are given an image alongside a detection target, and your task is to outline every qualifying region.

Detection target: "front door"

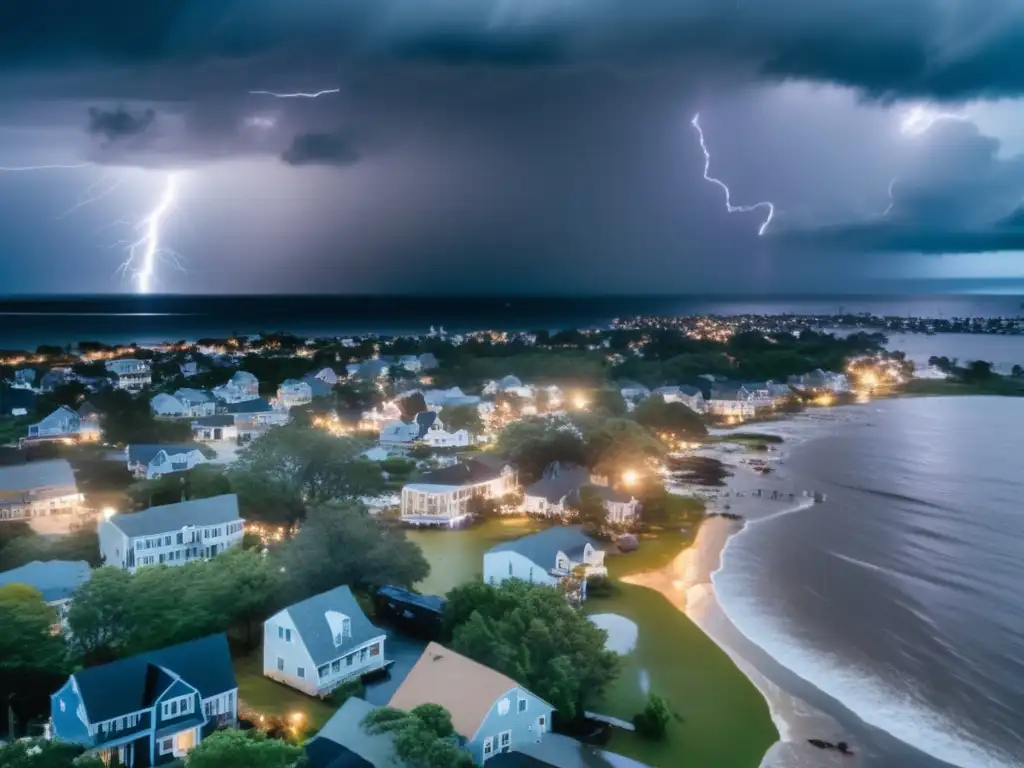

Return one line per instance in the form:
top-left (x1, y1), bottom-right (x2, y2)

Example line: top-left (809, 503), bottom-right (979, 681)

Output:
top-left (214, 428), bottom-right (222, 440)
top-left (535, 715), bottom-right (546, 741)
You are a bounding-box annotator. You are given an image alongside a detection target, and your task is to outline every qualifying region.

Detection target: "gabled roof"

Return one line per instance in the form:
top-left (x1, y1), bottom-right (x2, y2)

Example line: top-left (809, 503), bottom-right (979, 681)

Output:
top-left (108, 494), bottom-right (240, 538)
top-left (192, 414), bottom-right (235, 427)
top-left (0, 560), bottom-right (91, 602)
top-left (230, 371), bottom-right (258, 384)
top-left (414, 457), bottom-right (508, 487)
top-left (488, 525), bottom-right (598, 567)
top-left (283, 585), bottom-right (384, 667)
top-left (224, 397), bottom-right (273, 414)
top-left (173, 388), bottom-right (215, 403)
top-left (314, 697), bottom-right (397, 768)
top-left (498, 375), bottom-right (523, 389)
top-left (301, 375), bottom-right (334, 398)
top-left (77, 401), bottom-right (101, 418)
top-left (389, 642), bottom-right (524, 740)
top-left (127, 444), bottom-right (208, 466)
top-left (0, 459), bottom-right (77, 491)
top-left (523, 464), bottom-right (590, 504)
top-left (71, 634), bottom-right (236, 723)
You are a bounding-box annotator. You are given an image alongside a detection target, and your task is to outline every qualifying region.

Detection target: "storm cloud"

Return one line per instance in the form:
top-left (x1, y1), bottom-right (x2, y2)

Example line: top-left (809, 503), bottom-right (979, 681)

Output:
top-left (281, 131), bottom-right (362, 167)
top-left (87, 106), bottom-right (155, 142)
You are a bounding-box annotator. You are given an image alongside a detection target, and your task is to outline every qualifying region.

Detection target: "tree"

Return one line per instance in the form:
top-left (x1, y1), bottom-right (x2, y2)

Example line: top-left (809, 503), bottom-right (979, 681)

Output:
top-left (590, 388), bottom-right (628, 417)
top-left (278, 503), bottom-right (429, 601)
top-left (497, 416), bottom-right (587, 484)
top-left (466, 492), bottom-right (500, 520)
top-left (185, 729), bottom-right (306, 768)
top-left (633, 693), bottom-right (672, 740)
top-left (583, 418), bottom-right (666, 478)
top-left (631, 395), bottom-right (707, 438)
top-left (567, 486), bottom-right (607, 530)
top-left (963, 359), bottom-right (994, 382)
top-left (362, 704), bottom-right (473, 768)
top-left (439, 404), bottom-right (482, 436)
top-left (129, 464), bottom-right (231, 509)
top-left (93, 388), bottom-right (192, 445)
top-left (0, 739), bottom-right (103, 768)
top-left (398, 392), bottom-right (427, 420)
top-left (1012, 364), bottom-right (1024, 378)
top-left (443, 580), bottom-right (619, 721)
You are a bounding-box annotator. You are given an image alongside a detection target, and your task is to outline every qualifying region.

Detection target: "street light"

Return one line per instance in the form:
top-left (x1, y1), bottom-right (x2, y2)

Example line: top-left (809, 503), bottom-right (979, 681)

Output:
top-left (101, 507), bottom-right (116, 521)
top-left (622, 470), bottom-right (638, 487)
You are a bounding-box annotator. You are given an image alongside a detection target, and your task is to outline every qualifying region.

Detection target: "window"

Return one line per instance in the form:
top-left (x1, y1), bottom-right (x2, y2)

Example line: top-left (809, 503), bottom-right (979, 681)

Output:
top-left (161, 695), bottom-right (193, 719)
top-left (164, 535), bottom-right (171, 545)
top-left (278, 626), bottom-right (283, 639)
top-left (277, 657), bottom-right (284, 672)
top-left (369, 644), bottom-right (380, 657)
top-left (518, 697), bottom-right (528, 713)
top-left (203, 529), bottom-right (209, 539)
top-left (297, 667), bottom-right (305, 679)
top-left (318, 665), bottom-right (329, 679)
top-left (346, 655), bottom-right (353, 667)
top-left (331, 660), bottom-right (341, 673)
top-left (176, 532), bottom-right (183, 544)
top-left (59, 699), bottom-right (65, 713)
top-left (483, 738), bottom-right (494, 758)
top-left (499, 731), bottom-right (511, 751)
top-left (159, 737), bottom-right (174, 755)
top-left (359, 648), bottom-right (367, 662)
top-left (285, 628), bottom-right (292, 642)
top-left (497, 698), bottom-right (510, 716)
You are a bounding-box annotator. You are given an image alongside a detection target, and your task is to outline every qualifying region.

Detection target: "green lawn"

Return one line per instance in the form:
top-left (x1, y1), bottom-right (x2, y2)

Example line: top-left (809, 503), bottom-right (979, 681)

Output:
top-left (233, 653), bottom-right (339, 733)
top-left (898, 378), bottom-right (1024, 397)
top-left (408, 521), bottom-right (777, 767)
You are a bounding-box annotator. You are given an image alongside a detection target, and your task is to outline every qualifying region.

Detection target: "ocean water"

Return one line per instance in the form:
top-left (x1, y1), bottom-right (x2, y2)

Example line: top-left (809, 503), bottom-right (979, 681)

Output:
top-left (714, 398), bottom-right (1024, 768)
top-left (0, 293), bottom-right (1022, 349)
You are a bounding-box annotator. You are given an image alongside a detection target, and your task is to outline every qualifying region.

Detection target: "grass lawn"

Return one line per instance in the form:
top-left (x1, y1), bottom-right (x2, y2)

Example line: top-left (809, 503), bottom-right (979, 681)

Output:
top-left (408, 521), bottom-right (777, 767)
top-left (898, 378), bottom-right (1024, 397)
top-left (233, 653), bottom-right (339, 733)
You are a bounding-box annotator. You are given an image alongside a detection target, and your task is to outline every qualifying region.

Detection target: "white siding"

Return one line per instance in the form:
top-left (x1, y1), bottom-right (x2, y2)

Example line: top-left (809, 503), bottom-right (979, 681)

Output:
top-left (483, 551), bottom-right (556, 588)
top-left (262, 610), bottom-right (318, 696)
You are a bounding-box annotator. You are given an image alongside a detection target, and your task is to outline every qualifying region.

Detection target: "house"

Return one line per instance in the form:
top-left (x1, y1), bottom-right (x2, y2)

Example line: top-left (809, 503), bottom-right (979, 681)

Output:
top-left (301, 374), bottom-right (334, 399)
top-left (482, 376), bottom-right (532, 399)
top-left (522, 464), bottom-right (641, 524)
top-left (179, 361), bottom-right (200, 378)
top-left (313, 368), bottom-right (339, 385)
top-left (423, 387), bottom-right (480, 410)
top-left (651, 385), bottom-right (706, 414)
top-left (150, 393), bottom-right (187, 418)
top-left (618, 381), bottom-right (650, 402)
top-left (793, 369), bottom-right (851, 393)
top-left (126, 444), bottom-right (211, 479)
top-left (263, 585), bottom-right (387, 697)
top-left (105, 359), bottom-right (152, 391)
top-left (398, 355), bottom-right (422, 373)
top-left (0, 559), bottom-right (91, 631)
top-left (14, 368), bottom-right (36, 388)
top-left (98, 494), bottom-right (244, 572)
top-left (400, 457), bottom-right (518, 527)
top-left (374, 585), bottom-right (445, 640)
top-left (418, 353), bottom-right (439, 371)
top-left (39, 369), bottom-right (69, 392)
top-left (212, 371), bottom-right (260, 404)
top-left (49, 633), bottom-right (238, 766)
top-left (170, 389), bottom-right (217, 418)
top-left (389, 642), bottom-right (555, 765)
top-left (224, 397), bottom-right (288, 434)
top-left (416, 412), bottom-right (470, 448)
top-left (379, 420), bottom-right (420, 445)
top-left (191, 415), bottom-right (238, 443)
top-left (707, 387), bottom-right (756, 419)
top-left (483, 526), bottom-right (607, 593)
top-left (276, 379), bottom-right (313, 409)
top-left (305, 697), bottom-right (396, 768)
top-left (25, 405), bottom-right (99, 443)
top-left (349, 359), bottom-right (390, 381)
top-left (0, 460), bottom-right (87, 534)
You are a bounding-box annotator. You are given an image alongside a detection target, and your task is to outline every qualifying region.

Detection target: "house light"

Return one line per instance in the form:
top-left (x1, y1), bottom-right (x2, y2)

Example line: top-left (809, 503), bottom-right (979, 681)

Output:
top-left (622, 470), bottom-right (638, 487)
top-left (572, 394), bottom-right (588, 410)
top-left (102, 507), bottom-right (117, 521)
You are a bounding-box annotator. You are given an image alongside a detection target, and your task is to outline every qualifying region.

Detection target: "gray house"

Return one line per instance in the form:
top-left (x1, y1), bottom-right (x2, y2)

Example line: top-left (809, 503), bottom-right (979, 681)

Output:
top-left (126, 444), bottom-right (212, 480)
top-left (263, 585), bottom-right (388, 697)
top-left (0, 559), bottom-right (91, 629)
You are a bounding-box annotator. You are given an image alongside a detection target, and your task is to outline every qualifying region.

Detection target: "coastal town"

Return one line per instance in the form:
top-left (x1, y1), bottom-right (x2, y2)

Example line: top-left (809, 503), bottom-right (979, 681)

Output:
top-left (0, 318), bottom-right (1015, 768)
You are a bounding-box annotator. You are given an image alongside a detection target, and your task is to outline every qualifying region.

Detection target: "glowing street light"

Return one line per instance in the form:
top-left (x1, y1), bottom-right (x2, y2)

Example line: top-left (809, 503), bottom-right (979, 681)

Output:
top-left (572, 394), bottom-right (588, 410)
top-left (101, 507), bottom-right (117, 521)
top-left (622, 470), bottom-right (638, 487)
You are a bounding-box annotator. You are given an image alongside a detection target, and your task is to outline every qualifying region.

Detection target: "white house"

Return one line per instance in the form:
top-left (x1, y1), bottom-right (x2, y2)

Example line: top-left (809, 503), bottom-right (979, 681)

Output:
top-left (482, 375), bottom-right (533, 399)
top-left (263, 585), bottom-right (387, 697)
top-left (400, 457), bottom-right (517, 526)
top-left (415, 412), bottom-right (470, 448)
top-left (0, 559), bottom-right (91, 632)
top-left (171, 389), bottom-right (218, 418)
top-left (224, 397), bottom-right (288, 436)
top-left (126, 444), bottom-right (212, 479)
top-left (276, 379), bottom-right (313, 409)
top-left (213, 371), bottom-right (260, 404)
top-left (422, 387), bottom-right (481, 410)
top-left (25, 406), bottom-right (100, 444)
top-left (150, 393), bottom-right (187, 418)
top-left (98, 494), bottom-right (244, 573)
top-left (313, 368), bottom-right (339, 385)
top-left (651, 385), bottom-right (706, 414)
top-left (484, 526), bottom-right (607, 595)
top-left (523, 463), bottom-right (642, 524)
top-left (105, 359), bottom-right (151, 391)
top-left (379, 420), bottom-right (420, 444)
top-left (707, 387), bottom-right (757, 419)
top-left (191, 415), bottom-right (239, 444)
top-left (0, 460), bottom-right (88, 534)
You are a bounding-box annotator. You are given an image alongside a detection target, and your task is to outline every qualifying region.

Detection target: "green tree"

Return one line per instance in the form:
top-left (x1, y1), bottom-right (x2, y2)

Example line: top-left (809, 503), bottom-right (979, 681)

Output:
top-left (466, 492), bottom-right (500, 520)
top-left (1012, 364), bottom-right (1024, 378)
top-left (185, 729), bottom-right (306, 768)
top-left (583, 418), bottom-right (666, 478)
top-left (631, 395), bottom-right (707, 438)
top-left (128, 464), bottom-right (231, 509)
top-left (497, 416), bottom-right (587, 483)
top-left (278, 503), bottom-right (429, 601)
top-left (443, 580), bottom-right (619, 720)
top-left (94, 388), bottom-right (192, 445)
top-left (0, 584), bottom-right (67, 670)
top-left (633, 693), bottom-right (672, 741)
top-left (67, 567), bottom-right (134, 662)
top-left (590, 388), bottom-right (628, 417)
top-left (0, 739), bottom-right (103, 768)
top-left (439, 404), bottom-right (482, 436)
top-left (398, 392), bottom-right (428, 420)
top-left (362, 704), bottom-right (473, 768)
top-left (567, 486), bottom-right (607, 530)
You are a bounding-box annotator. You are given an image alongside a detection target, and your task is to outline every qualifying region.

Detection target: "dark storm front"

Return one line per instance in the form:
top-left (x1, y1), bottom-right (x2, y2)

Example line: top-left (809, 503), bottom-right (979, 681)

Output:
top-left (2, 294), bottom-right (1024, 349)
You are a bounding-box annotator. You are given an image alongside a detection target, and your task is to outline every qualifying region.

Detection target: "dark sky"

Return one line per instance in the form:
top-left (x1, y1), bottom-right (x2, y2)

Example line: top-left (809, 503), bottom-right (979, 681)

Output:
top-left (2, 0), bottom-right (1024, 294)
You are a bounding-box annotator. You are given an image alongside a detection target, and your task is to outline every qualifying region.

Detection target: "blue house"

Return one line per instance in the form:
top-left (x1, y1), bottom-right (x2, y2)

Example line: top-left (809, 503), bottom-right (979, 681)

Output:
top-left (389, 642), bottom-right (555, 764)
top-left (50, 634), bottom-right (238, 767)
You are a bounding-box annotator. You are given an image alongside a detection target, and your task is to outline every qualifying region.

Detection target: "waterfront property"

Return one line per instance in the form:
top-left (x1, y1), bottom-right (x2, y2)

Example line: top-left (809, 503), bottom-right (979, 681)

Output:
top-left (105, 359), bottom-right (152, 391)
top-left (263, 585), bottom-right (387, 697)
top-left (49, 633), bottom-right (238, 766)
top-left (651, 385), bottom-right (706, 413)
top-left (25, 405), bottom-right (100, 444)
top-left (0, 559), bottom-right (91, 631)
top-left (483, 526), bottom-right (607, 598)
top-left (126, 444), bottom-right (211, 479)
top-left (0, 459), bottom-right (88, 533)
top-left (707, 387), bottom-right (757, 419)
top-left (390, 642), bottom-right (555, 764)
top-left (98, 494), bottom-right (244, 572)
top-left (400, 457), bottom-right (517, 526)
top-left (522, 463), bottom-right (641, 524)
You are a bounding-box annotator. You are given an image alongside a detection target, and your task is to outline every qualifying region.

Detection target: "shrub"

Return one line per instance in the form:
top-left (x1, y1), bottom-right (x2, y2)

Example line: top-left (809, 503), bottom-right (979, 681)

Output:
top-left (632, 693), bottom-right (672, 741)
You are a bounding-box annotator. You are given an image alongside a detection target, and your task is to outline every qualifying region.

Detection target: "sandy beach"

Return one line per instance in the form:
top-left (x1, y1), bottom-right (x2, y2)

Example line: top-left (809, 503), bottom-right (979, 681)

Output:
top-left (624, 438), bottom-right (863, 768)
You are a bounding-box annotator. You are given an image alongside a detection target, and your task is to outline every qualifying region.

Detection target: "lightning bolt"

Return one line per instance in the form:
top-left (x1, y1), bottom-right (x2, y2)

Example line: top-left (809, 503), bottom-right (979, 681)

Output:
top-left (882, 177), bottom-right (898, 217)
top-left (249, 89), bottom-right (340, 99)
top-left (899, 105), bottom-right (970, 136)
top-left (56, 172), bottom-right (124, 219)
top-left (691, 113), bottom-right (775, 236)
top-left (0, 163), bottom-right (91, 172)
top-left (118, 173), bottom-right (182, 294)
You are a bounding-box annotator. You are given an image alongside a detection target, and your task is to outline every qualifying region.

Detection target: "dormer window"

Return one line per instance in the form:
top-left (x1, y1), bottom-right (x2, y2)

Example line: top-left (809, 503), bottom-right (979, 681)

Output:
top-left (325, 611), bottom-right (351, 646)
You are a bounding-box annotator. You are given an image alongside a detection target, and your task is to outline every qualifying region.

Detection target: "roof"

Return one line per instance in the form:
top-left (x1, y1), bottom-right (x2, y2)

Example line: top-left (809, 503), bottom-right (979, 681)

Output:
top-left (72, 634), bottom-right (236, 723)
top-left (418, 353), bottom-right (438, 369)
top-left (302, 375), bottom-right (334, 398)
top-left (377, 585), bottom-right (445, 614)
top-left (498, 375), bottom-right (523, 389)
top-left (108, 494), bottom-right (240, 538)
top-left (77, 401), bottom-right (100, 418)
top-left (305, 737), bottom-right (373, 768)
top-left (567, 483), bottom-right (634, 506)
top-left (314, 697), bottom-right (398, 768)
top-left (488, 754), bottom-right (558, 768)
top-left (192, 415), bottom-right (235, 427)
top-left (389, 642), bottom-right (522, 739)
top-left (173, 388), bottom-right (215, 403)
top-left (230, 371), bottom-right (258, 384)
top-left (415, 457), bottom-right (508, 487)
top-left (127, 444), bottom-right (208, 466)
top-left (224, 397), bottom-right (273, 414)
top-left (488, 525), bottom-right (597, 567)
top-left (524, 464), bottom-right (590, 504)
top-left (0, 560), bottom-right (91, 602)
top-left (0, 459), bottom-right (77, 492)
top-left (284, 585), bottom-right (384, 667)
